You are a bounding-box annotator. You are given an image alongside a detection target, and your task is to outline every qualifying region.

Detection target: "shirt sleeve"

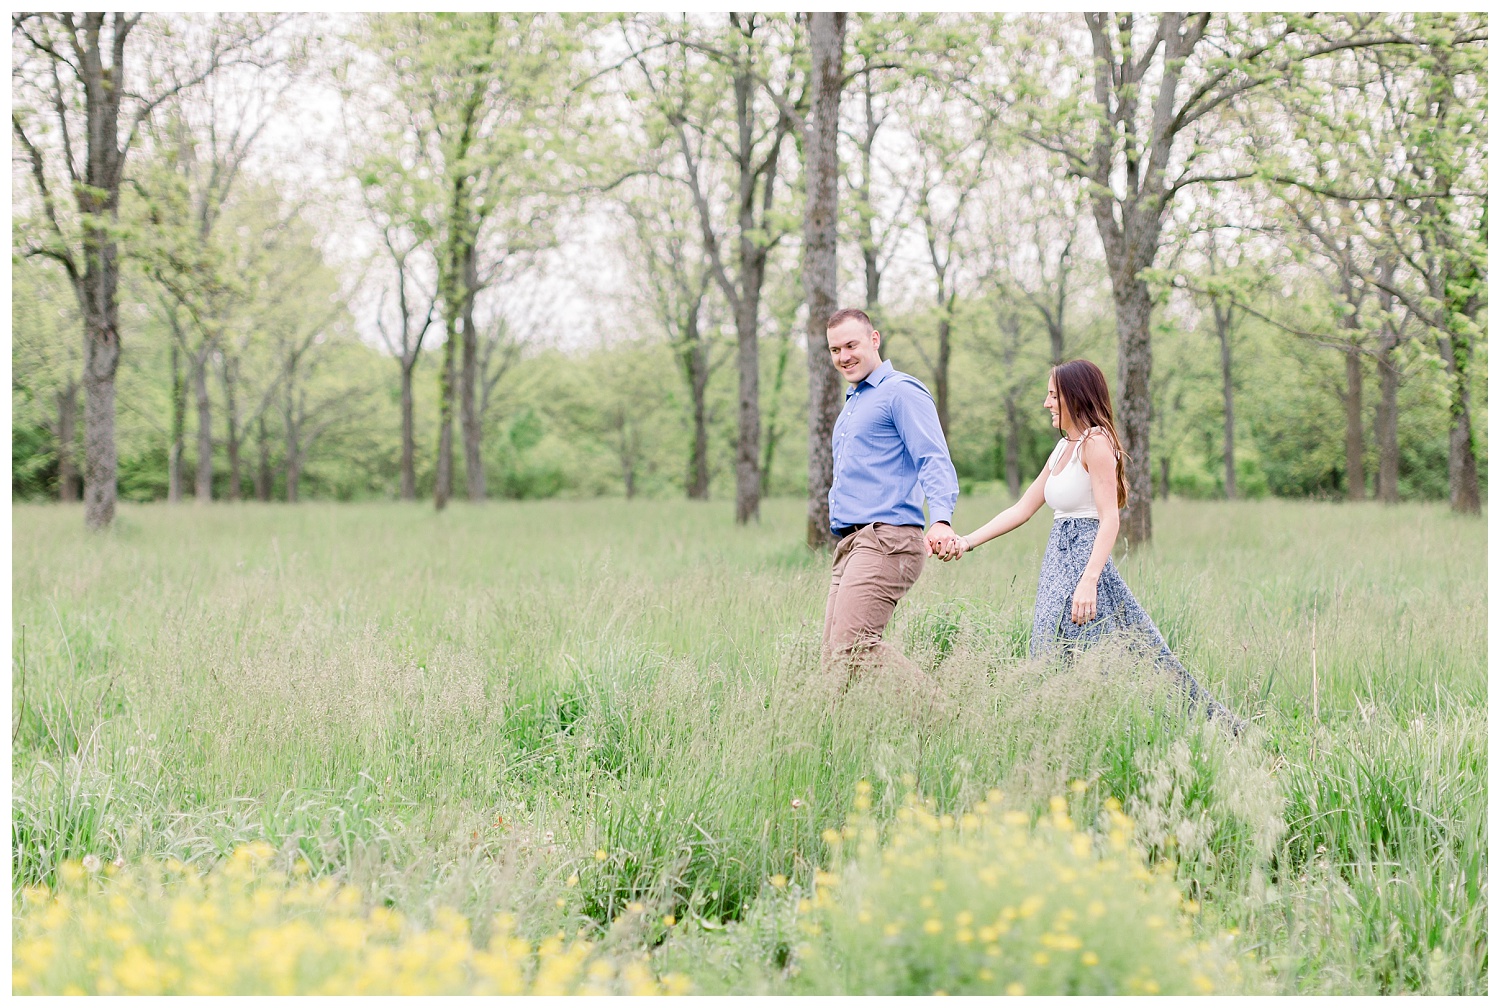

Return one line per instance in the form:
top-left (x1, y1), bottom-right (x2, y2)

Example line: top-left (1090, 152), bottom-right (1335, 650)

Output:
top-left (889, 378), bottom-right (959, 526)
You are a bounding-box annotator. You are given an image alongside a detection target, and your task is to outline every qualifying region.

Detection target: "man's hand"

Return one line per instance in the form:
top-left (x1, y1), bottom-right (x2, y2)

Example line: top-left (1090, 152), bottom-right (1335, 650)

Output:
top-left (925, 521), bottom-right (957, 558)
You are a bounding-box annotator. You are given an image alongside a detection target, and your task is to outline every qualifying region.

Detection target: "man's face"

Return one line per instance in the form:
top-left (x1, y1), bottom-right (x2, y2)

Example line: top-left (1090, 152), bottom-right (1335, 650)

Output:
top-left (827, 319), bottom-right (883, 385)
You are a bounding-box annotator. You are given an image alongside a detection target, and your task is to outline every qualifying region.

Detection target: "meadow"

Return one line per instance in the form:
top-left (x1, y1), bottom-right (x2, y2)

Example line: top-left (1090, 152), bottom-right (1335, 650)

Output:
top-left (11, 496), bottom-right (1487, 994)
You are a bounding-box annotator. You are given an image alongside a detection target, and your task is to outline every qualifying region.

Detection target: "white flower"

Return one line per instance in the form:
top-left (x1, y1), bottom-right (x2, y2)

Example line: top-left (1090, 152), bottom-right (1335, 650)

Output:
top-left (791, 799), bottom-right (804, 809)
top-left (82, 854), bottom-right (102, 873)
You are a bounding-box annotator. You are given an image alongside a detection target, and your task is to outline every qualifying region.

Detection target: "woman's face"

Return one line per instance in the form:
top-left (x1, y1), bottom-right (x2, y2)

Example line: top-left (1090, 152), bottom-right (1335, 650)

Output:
top-left (1044, 377), bottom-right (1067, 430)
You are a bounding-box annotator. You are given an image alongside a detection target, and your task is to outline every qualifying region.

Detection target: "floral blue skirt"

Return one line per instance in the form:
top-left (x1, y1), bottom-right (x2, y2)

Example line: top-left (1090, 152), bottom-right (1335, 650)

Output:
top-left (1031, 517), bottom-right (1243, 731)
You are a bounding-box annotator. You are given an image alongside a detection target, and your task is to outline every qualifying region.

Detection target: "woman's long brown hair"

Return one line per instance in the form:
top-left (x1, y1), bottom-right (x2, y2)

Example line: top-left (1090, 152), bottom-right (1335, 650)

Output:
top-left (1052, 359), bottom-right (1130, 509)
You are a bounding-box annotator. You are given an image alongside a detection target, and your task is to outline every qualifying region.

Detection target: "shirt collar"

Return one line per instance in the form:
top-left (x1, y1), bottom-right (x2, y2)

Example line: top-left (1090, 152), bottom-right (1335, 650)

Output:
top-left (846, 359), bottom-right (894, 397)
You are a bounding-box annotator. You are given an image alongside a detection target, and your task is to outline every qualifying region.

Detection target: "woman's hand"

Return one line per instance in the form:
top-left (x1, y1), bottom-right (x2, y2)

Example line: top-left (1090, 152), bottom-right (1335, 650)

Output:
top-left (937, 535), bottom-right (969, 562)
top-left (1070, 574), bottom-right (1099, 624)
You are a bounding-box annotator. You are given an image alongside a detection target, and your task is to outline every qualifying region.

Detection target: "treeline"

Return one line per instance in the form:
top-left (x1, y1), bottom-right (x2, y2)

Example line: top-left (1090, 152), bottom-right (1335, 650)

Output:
top-left (12, 13), bottom-right (1487, 539)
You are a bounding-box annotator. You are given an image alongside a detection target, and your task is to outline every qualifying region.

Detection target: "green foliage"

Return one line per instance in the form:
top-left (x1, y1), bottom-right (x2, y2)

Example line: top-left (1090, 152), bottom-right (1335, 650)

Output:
top-left (12, 420), bottom-right (56, 500)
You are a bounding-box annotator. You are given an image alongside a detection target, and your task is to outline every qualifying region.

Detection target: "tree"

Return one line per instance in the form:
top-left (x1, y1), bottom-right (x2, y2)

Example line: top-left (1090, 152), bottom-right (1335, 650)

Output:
top-left (618, 179), bottom-right (725, 500)
top-left (1180, 226), bottom-right (1276, 500)
top-left (623, 13), bottom-right (807, 524)
top-left (366, 204), bottom-right (437, 502)
top-left (1243, 14), bottom-right (1486, 509)
top-left (135, 71), bottom-right (292, 503)
top-left (841, 14), bottom-right (928, 331)
top-left (972, 293), bottom-right (1043, 499)
top-left (217, 190), bottom-right (325, 503)
top-left (1328, 20), bottom-right (1487, 513)
top-left (801, 12), bottom-right (846, 549)
top-left (970, 145), bottom-right (1098, 498)
top-left (1011, 171), bottom-right (1091, 368)
top-left (1012, 12), bottom-right (1407, 543)
top-left (12, 13), bottom-right (283, 527)
top-left (899, 69), bottom-right (998, 435)
top-left (1370, 261), bottom-right (1420, 503)
top-left (353, 13), bottom-right (576, 509)
top-left (758, 281), bottom-right (801, 494)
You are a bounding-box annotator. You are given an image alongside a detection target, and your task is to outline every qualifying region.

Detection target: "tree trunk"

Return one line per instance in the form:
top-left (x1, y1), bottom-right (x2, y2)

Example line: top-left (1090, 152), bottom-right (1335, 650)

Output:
top-left (734, 294), bottom-right (762, 525)
top-left (434, 330), bottom-right (457, 511)
top-left (1214, 302), bottom-right (1236, 500)
top-left (286, 454), bottom-right (301, 503)
top-left (255, 414), bottom-right (272, 501)
top-left (621, 434), bottom-right (638, 500)
top-left (1343, 344), bottom-right (1366, 501)
top-left (1159, 456), bottom-right (1170, 500)
top-left (168, 343), bottom-right (185, 503)
top-left (69, 16), bottom-right (129, 530)
top-left (1003, 392), bottom-right (1021, 499)
top-left (283, 405), bottom-right (300, 504)
top-left (760, 323), bottom-right (791, 494)
top-left (1049, 321), bottom-right (1065, 368)
top-left (1112, 276), bottom-right (1154, 546)
top-left (730, 73), bottom-right (765, 529)
top-left (684, 327), bottom-right (711, 500)
top-left (194, 349), bottom-right (214, 502)
top-left (220, 354), bottom-right (242, 501)
top-left (459, 249), bottom-right (485, 502)
top-left (729, 55), bottom-right (764, 528)
top-left (400, 359), bottom-right (418, 501)
top-left (56, 379), bottom-right (79, 502)
top-left (1374, 325), bottom-right (1400, 504)
top-left (689, 373), bottom-right (710, 499)
top-left (1437, 331), bottom-right (1481, 514)
top-left (802, 11), bottom-right (846, 549)
top-left (81, 300), bottom-right (121, 530)
top-left (933, 311), bottom-right (952, 435)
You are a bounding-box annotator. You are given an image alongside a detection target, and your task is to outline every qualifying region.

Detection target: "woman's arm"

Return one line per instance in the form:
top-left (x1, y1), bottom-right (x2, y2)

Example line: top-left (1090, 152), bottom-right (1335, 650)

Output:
top-left (1068, 433), bottom-right (1121, 623)
top-left (949, 463), bottom-right (1050, 556)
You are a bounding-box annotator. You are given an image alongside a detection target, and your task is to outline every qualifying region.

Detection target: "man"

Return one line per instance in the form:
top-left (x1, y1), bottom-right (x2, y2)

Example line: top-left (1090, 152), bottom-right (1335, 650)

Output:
top-left (822, 307), bottom-right (959, 681)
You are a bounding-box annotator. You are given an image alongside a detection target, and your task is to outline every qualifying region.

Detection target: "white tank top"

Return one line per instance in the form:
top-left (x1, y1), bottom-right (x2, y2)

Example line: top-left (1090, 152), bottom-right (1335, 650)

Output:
top-left (1044, 432), bottom-right (1103, 520)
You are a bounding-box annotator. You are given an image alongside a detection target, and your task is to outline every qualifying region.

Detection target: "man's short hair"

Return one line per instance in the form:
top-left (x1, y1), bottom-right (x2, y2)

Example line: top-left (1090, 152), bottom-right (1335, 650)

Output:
top-left (826, 307), bottom-right (875, 333)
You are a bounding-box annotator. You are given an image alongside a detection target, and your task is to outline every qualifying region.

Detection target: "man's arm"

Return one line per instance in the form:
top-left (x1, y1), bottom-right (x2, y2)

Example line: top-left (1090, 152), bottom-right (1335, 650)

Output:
top-left (889, 379), bottom-right (960, 551)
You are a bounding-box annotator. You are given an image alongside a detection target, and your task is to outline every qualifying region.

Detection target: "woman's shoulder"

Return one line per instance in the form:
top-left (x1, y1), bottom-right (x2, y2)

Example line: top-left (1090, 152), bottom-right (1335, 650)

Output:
top-left (1079, 429), bottom-right (1118, 469)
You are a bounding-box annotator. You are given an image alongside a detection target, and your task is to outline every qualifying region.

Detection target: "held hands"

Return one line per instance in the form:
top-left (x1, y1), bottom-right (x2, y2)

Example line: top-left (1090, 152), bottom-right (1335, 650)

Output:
top-left (925, 522), bottom-right (959, 559)
top-left (1070, 573), bottom-right (1099, 624)
top-left (930, 527), bottom-right (970, 562)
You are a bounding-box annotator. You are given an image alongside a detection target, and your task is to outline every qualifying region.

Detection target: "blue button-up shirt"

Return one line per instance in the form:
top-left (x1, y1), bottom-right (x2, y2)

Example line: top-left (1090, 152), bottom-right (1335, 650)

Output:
top-left (829, 360), bottom-right (959, 532)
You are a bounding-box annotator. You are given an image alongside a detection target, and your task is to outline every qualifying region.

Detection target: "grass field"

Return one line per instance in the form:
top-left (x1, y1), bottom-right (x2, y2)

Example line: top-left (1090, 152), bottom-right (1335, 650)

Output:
top-left (11, 496), bottom-right (1488, 994)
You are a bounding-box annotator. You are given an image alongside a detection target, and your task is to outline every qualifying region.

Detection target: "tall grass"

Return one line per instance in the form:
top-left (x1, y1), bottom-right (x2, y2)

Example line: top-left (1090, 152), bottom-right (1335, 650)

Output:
top-left (11, 497), bottom-right (1487, 993)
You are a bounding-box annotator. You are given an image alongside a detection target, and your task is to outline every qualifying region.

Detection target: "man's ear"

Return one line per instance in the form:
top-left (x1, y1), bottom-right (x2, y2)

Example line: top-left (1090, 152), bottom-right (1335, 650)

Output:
top-left (870, 330), bottom-right (881, 352)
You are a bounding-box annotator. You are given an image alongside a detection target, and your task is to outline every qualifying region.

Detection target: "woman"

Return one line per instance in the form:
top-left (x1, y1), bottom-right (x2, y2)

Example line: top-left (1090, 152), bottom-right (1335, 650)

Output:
top-left (940, 359), bottom-right (1244, 733)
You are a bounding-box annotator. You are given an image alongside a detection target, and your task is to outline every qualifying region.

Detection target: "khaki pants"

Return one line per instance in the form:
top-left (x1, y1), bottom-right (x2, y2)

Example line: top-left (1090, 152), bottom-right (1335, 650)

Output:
top-left (822, 523), bottom-right (927, 682)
